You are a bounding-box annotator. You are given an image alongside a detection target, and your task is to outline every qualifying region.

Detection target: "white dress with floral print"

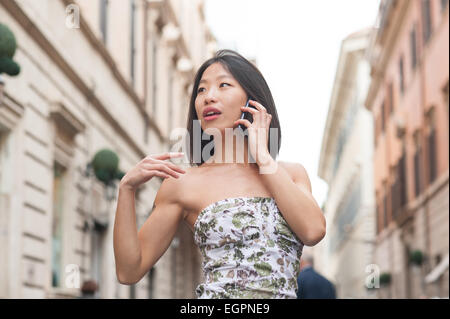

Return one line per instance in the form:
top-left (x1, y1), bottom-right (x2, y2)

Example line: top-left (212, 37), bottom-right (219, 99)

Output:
top-left (194, 197), bottom-right (304, 299)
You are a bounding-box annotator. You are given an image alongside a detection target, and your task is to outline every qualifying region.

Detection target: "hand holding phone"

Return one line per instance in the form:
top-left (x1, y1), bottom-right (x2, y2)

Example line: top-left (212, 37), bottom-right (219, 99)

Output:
top-left (238, 98), bottom-right (256, 132)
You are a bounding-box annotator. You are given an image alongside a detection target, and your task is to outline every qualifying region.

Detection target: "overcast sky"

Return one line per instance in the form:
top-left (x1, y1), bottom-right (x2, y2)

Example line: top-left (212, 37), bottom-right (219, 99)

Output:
top-left (204, 0), bottom-right (380, 206)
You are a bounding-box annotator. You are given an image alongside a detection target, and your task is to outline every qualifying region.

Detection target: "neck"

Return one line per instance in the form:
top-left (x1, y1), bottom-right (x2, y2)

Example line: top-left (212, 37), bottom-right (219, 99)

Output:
top-left (205, 133), bottom-right (255, 167)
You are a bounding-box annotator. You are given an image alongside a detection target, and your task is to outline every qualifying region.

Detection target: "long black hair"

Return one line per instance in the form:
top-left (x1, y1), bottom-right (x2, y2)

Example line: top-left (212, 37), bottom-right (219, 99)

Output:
top-left (185, 49), bottom-right (282, 166)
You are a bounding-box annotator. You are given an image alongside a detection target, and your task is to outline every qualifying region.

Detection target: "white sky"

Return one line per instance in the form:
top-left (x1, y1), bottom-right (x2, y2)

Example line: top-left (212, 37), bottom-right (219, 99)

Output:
top-left (204, 0), bottom-right (380, 207)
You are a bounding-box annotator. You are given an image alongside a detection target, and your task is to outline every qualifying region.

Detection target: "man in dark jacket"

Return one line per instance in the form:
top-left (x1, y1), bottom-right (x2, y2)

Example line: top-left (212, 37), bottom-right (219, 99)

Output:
top-left (297, 251), bottom-right (337, 299)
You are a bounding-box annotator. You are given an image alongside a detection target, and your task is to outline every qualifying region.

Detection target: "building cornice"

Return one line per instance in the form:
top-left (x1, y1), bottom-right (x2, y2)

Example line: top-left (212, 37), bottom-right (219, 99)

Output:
top-left (365, 0), bottom-right (411, 109)
top-left (318, 32), bottom-right (370, 183)
top-left (0, 0), bottom-right (166, 158)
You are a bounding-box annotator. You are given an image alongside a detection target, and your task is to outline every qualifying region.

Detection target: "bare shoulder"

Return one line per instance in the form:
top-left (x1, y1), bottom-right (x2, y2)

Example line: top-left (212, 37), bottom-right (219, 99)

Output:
top-left (153, 165), bottom-right (196, 217)
top-left (278, 161), bottom-right (312, 192)
top-left (153, 171), bottom-right (185, 210)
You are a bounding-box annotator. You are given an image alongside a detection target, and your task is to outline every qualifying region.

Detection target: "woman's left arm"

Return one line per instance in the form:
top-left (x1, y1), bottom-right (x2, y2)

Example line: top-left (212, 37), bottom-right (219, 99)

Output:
top-left (234, 99), bottom-right (326, 246)
top-left (260, 160), bottom-right (326, 247)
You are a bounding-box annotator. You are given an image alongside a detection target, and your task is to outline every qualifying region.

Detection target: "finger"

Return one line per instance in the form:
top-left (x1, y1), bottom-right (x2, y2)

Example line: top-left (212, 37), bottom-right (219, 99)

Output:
top-left (143, 163), bottom-right (181, 179)
top-left (248, 100), bottom-right (267, 113)
top-left (240, 106), bottom-right (258, 115)
top-left (148, 152), bottom-right (185, 161)
top-left (234, 119), bottom-right (252, 129)
top-left (267, 115), bottom-right (272, 127)
top-left (144, 157), bottom-right (186, 174)
top-left (159, 160), bottom-right (186, 174)
top-left (147, 170), bottom-right (171, 179)
top-left (257, 111), bottom-right (264, 127)
top-left (151, 164), bottom-right (182, 178)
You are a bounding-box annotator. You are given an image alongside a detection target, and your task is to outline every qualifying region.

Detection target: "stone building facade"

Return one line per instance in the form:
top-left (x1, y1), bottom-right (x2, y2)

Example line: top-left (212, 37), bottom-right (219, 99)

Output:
top-left (365, 0), bottom-right (449, 298)
top-left (317, 28), bottom-right (377, 299)
top-left (0, 0), bottom-right (217, 298)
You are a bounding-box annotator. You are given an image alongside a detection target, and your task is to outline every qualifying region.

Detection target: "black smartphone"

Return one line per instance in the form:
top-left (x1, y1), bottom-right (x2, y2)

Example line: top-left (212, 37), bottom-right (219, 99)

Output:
top-left (238, 98), bottom-right (256, 133)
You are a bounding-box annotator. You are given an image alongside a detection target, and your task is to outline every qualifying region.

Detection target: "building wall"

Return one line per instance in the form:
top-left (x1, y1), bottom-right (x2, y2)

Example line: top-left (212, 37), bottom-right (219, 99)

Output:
top-left (0, 0), bottom-right (213, 299)
top-left (316, 29), bottom-right (376, 298)
top-left (367, 0), bottom-right (449, 298)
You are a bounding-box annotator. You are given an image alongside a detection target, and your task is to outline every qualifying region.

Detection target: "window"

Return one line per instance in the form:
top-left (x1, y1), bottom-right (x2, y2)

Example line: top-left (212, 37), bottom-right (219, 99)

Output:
top-left (90, 185), bottom-right (107, 298)
top-left (52, 162), bottom-right (66, 287)
top-left (426, 108), bottom-right (437, 184)
top-left (391, 165), bottom-right (399, 217)
top-left (332, 129), bottom-right (346, 179)
top-left (152, 39), bottom-right (158, 117)
top-left (333, 178), bottom-right (362, 249)
top-left (410, 24), bottom-right (418, 69)
top-left (399, 56), bottom-right (405, 94)
top-left (413, 131), bottom-right (422, 197)
top-left (389, 83), bottom-right (394, 114)
top-left (383, 182), bottom-right (388, 228)
top-left (375, 112), bottom-right (381, 147)
top-left (376, 199), bottom-right (381, 235)
top-left (422, 0), bottom-right (433, 44)
top-left (168, 68), bottom-right (173, 136)
top-left (399, 149), bottom-right (407, 207)
top-left (100, 0), bottom-right (109, 43)
top-left (130, 0), bottom-right (136, 87)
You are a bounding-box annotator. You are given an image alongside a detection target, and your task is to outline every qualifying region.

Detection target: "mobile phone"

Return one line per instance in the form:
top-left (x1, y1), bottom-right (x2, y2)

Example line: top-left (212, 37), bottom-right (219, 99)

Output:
top-left (238, 98), bottom-right (256, 133)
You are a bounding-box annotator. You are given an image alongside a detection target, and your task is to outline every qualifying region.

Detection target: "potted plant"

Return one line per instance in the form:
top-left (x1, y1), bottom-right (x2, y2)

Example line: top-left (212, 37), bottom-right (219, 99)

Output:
top-left (379, 272), bottom-right (392, 298)
top-left (0, 23), bottom-right (21, 101)
top-left (80, 279), bottom-right (98, 298)
top-left (409, 249), bottom-right (426, 297)
top-left (90, 149), bottom-right (125, 187)
top-left (379, 272), bottom-right (391, 286)
top-left (409, 249), bottom-right (425, 267)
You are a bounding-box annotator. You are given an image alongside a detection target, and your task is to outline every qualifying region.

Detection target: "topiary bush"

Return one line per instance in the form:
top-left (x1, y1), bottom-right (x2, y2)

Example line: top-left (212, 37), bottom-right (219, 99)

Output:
top-left (0, 23), bottom-right (21, 76)
top-left (91, 149), bottom-right (124, 186)
top-left (409, 250), bottom-right (424, 266)
top-left (380, 272), bottom-right (391, 286)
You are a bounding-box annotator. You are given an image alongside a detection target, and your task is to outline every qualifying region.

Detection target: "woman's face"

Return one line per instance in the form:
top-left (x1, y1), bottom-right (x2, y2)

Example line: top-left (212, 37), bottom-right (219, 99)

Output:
top-left (195, 62), bottom-right (248, 132)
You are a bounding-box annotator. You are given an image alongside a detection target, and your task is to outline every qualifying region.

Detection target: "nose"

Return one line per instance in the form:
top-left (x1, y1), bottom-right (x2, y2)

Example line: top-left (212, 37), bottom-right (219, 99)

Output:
top-left (204, 88), bottom-right (218, 104)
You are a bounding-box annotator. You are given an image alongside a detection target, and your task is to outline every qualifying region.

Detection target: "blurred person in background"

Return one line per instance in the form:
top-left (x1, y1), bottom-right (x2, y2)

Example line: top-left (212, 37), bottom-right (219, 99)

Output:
top-left (297, 248), bottom-right (336, 299)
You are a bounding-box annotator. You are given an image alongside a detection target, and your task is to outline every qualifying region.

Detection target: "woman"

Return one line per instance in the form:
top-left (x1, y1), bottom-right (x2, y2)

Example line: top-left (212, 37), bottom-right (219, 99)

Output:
top-left (113, 50), bottom-right (326, 298)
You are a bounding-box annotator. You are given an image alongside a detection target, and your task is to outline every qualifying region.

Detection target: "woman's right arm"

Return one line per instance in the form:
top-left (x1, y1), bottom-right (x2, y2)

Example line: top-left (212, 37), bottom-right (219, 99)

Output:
top-left (113, 152), bottom-right (186, 285)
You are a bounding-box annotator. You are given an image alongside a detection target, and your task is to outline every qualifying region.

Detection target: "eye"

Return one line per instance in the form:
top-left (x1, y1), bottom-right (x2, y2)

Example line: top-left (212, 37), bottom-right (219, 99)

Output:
top-left (197, 83), bottom-right (231, 94)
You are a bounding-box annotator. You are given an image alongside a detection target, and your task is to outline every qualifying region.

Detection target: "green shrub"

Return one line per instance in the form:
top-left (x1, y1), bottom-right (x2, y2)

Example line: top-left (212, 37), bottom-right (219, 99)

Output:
top-left (409, 250), bottom-right (424, 266)
top-left (91, 149), bottom-right (121, 185)
top-left (380, 272), bottom-right (391, 286)
top-left (0, 23), bottom-right (21, 76)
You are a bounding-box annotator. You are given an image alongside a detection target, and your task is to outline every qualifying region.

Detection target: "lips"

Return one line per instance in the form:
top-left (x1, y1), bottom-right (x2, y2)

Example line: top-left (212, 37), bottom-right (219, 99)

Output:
top-left (203, 106), bottom-right (222, 118)
top-left (204, 113), bottom-right (221, 121)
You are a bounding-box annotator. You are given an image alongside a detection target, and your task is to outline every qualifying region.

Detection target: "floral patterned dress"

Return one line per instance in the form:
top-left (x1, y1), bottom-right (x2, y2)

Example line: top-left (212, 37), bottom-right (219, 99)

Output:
top-left (194, 196), bottom-right (304, 299)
